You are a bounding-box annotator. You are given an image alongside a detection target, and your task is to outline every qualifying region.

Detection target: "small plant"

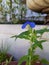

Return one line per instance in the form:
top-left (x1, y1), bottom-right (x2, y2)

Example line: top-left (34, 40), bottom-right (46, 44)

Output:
top-left (4, 56), bottom-right (13, 65)
top-left (12, 21), bottom-right (49, 65)
top-left (0, 41), bottom-right (12, 64)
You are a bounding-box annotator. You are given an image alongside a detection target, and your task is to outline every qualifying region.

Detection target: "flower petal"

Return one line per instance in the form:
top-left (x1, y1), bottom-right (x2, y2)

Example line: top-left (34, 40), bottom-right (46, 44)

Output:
top-left (30, 22), bottom-right (35, 28)
top-left (22, 21), bottom-right (35, 29)
top-left (22, 22), bottom-right (28, 29)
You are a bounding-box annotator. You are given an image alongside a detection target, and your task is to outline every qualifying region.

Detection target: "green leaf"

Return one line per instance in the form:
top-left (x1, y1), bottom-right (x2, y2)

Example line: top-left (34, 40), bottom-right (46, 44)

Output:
top-left (32, 44), bottom-right (37, 50)
top-left (39, 40), bottom-right (47, 43)
top-left (36, 43), bottom-right (43, 50)
top-left (18, 55), bottom-right (28, 65)
top-left (5, 60), bottom-right (9, 65)
top-left (41, 59), bottom-right (49, 65)
top-left (11, 31), bottom-right (30, 40)
top-left (11, 35), bottom-right (18, 39)
top-left (8, 56), bottom-right (13, 63)
top-left (32, 55), bottom-right (39, 61)
top-left (34, 40), bottom-right (46, 49)
top-left (36, 28), bottom-right (49, 35)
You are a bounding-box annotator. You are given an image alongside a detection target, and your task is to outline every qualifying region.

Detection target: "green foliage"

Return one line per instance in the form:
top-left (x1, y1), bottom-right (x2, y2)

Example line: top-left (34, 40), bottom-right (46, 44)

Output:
top-left (31, 55), bottom-right (39, 61)
top-left (12, 27), bottom-right (49, 65)
top-left (12, 28), bottom-right (49, 41)
top-left (18, 55), bottom-right (28, 65)
top-left (33, 39), bottom-right (46, 49)
top-left (0, 42), bottom-right (10, 63)
top-left (36, 28), bottom-right (49, 35)
top-left (41, 59), bottom-right (49, 65)
top-left (12, 28), bottom-right (48, 50)
top-left (11, 31), bottom-right (30, 40)
top-left (0, 52), bottom-right (7, 63)
top-left (5, 56), bottom-right (13, 65)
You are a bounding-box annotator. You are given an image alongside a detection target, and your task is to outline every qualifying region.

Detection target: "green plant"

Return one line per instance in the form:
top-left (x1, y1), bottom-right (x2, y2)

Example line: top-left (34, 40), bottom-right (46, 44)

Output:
top-left (12, 21), bottom-right (49, 65)
top-left (4, 56), bottom-right (13, 65)
top-left (0, 41), bottom-right (11, 63)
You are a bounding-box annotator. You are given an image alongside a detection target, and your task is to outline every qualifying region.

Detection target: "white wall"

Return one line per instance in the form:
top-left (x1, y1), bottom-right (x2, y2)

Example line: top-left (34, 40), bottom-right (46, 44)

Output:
top-left (0, 25), bottom-right (49, 61)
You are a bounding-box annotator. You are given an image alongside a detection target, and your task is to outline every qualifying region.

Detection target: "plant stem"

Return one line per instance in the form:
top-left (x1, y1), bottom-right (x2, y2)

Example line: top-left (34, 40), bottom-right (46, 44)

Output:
top-left (29, 28), bottom-right (34, 65)
top-left (26, 25), bottom-right (34, 65)
top-left (29, 43), bottom-right (32, 65)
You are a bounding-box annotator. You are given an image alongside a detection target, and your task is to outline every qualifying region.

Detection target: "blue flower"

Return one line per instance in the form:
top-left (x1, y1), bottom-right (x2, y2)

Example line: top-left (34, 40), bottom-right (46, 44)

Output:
top-left (22, 21), bottom-right (35, 29)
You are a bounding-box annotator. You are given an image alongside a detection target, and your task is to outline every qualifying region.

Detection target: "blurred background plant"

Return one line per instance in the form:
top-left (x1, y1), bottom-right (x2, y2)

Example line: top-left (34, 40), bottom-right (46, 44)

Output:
top-left (0, 0), bottom-right (27, 24)
top-left (4, 56), bottom-right (13, 65)
top-left (0, 40), bottom-right (13, 64)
